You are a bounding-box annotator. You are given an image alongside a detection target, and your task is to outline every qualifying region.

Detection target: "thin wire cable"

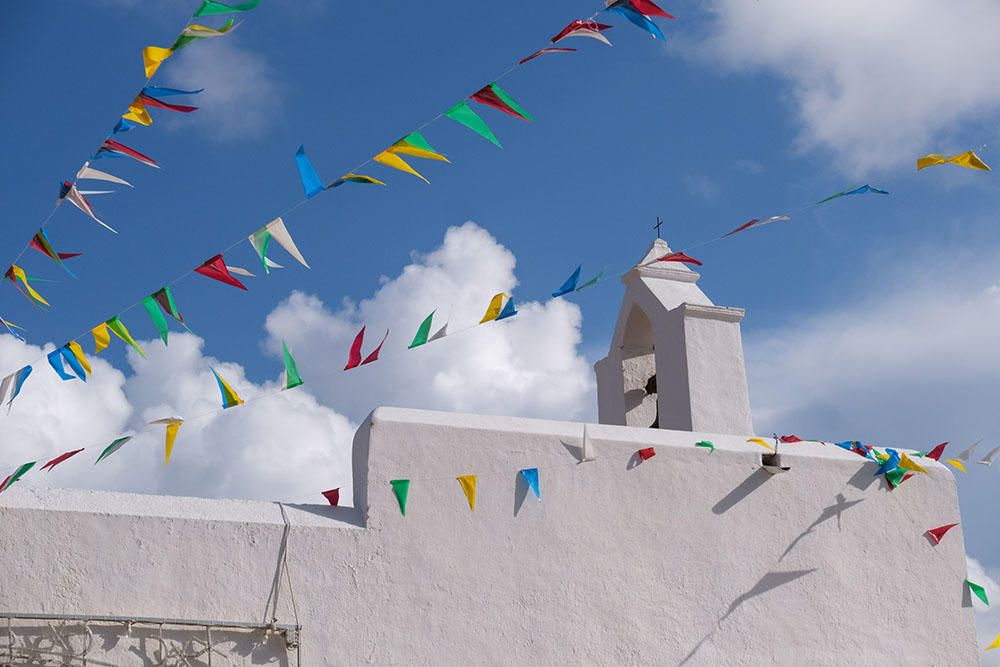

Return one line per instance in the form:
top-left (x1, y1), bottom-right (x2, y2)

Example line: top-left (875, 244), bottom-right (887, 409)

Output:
top-left (2, 16), bottom-right (197, 279)
top-left (0, 2), bottom-right (617, 383)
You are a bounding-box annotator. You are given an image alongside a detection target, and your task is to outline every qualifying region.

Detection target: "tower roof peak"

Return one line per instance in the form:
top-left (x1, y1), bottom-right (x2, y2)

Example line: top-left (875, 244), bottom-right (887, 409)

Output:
top-left (639, 237), bottom-right (672, 265)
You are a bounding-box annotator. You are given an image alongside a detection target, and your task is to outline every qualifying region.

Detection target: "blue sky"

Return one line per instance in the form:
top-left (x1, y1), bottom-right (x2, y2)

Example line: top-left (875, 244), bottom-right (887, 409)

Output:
top-left (2, 0), bottom-right (1000, 626)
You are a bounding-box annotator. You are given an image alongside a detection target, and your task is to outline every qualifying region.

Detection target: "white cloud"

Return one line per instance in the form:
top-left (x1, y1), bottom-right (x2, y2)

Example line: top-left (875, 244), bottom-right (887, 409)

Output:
top-left (264, 222), bottom-right (596, 423)
top-left (682, 173), bottom-right (722, 201)
top-left (0, 333), bottom-right (352, 504)
top-left (967, 557), bottom-right (1000, 663)
top-left (163, 36), bottom-right (283, 141)
top-left (1, 223), bottom-right (594, 504)
top-left (700, 0), bottom-right (1000, 172)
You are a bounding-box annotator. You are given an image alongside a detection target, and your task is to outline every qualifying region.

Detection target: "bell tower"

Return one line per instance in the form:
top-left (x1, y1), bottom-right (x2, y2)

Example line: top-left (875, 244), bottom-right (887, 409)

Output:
top-left (594, 238), bottom-right (753, 435)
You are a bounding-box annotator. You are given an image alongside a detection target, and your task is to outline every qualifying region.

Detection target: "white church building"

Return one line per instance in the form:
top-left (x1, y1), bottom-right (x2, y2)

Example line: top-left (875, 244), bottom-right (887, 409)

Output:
top-left (0, 239), bottom-right (978, 665)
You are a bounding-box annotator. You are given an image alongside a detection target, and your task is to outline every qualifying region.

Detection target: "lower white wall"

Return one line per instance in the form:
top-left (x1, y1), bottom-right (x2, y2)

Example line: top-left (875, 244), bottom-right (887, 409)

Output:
top-left (0, 407), bottom-right (979, 665)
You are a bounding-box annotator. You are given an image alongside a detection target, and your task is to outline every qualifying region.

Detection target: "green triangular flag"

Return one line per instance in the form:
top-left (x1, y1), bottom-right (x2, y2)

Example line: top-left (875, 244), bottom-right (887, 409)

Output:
top-left (445, 101), bottom-right (502, 148)
top-left (96, 436), bottom-right (132, 464)
top-left (142, 296), bottom-right (170, 345)
top-left (0, 460), bottom-right (36, 492)
top-left (390, 479), bottom-right (410, 516)
top-left (967, 578), bottom-right (990, 606)
top-left (576, 268), bottom-right (606, 292)
top-left (282, 341), bottom-right (303, 390)
top-left (884, 468), bottom-right (906, 487)
top-left (106, 316), bottom-right (145, 358)
top-left (193, 0), bottom-right (261, 17)
top-left (490, 83), bottom-right (534, 122)
top-left (250, 228), bottom-right (273, 274)
top-left (695, 441), bottom-right (715, 452)
top-left (408, 311), bottom-right (435, 349)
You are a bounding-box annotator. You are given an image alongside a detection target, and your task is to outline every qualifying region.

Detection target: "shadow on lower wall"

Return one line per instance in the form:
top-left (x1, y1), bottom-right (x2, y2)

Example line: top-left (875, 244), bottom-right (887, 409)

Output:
top-left (3, 622), bottom-right (292, 666)
top-left (678, 568), bottom-right (817, 666)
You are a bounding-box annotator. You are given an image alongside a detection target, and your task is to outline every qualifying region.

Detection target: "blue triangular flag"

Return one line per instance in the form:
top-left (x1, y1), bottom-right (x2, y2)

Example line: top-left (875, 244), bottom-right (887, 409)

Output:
top-left (497, 297), bottom-right (517, 320)
top-left (8, 365), bottom-right (32, 407)
top-left (295, 145), bottom-right (324, 198)
top-left (60, 347), bottom-right (87, 382)
top-left (875, 449), bottom-right (900, 476)
top-left (112, 118), bottom-right (136, 134)
top-left (47, 348), bottom-right (74, 381)
top-left (607, 4), bottom-right (665, 40)
top-left (520, 468), bottom-right (540, 500)
top-left (552, 265), bottom-right (581, 297)
top-left (143, 86), bottom-right (204, 97)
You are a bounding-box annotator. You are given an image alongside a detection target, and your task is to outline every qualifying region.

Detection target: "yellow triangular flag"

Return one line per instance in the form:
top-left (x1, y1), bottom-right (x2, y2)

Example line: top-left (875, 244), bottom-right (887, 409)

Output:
top-left (747, 437), bottom-right (774, 452)
top-left (373, 151), bottom-right (429, 184)
top-left (164, 421), bottom-right (182, 464)
top-left (948, 151), bottom-right (991, 171)
top-left (9, 265), bottom-right (48, 307)
top-left (388, 134), bottom-right (450, 162)
top-left (988, 629), bottom-right (1000, 650)
top-left (66, 340), bottom-right (92, 376)
top-left (917, 154), bottom-right (947, 170)
top-left (917, 150), bottom-right (991, 172)
top-left (92, 323), bottom-right (110, 354)
top-left (945, 458), bottom-right (967, 472)
top-left (480, 292), bottom-right (506, 323)
top-left (898, 452), bottom-right (928, 474)
top-left (457, 474), bottom-right (477, 511)
top-left (142, 46), bottom-right (173, 79)
top-left (123, 97), bottom-right (152, 126)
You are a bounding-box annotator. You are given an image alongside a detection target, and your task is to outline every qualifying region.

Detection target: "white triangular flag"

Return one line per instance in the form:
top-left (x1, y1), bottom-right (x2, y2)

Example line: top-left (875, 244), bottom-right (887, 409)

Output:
top-left (429, 322), bottom-right (448, 342)
top-left (266, 218), bottom-right (309, 269)
top-left (60, 183), bottom-right (117, 233)
top-left (957, 439), bottom-right (981, 463)
top-left (978, 445), bottom-right (1000, 466)
top-left (76, 162), bottom-right (133, 188)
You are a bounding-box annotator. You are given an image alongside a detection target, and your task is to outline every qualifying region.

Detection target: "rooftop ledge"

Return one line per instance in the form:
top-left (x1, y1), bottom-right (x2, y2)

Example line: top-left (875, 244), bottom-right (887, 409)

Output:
top-left (0, 407), bottom-right (953, 528)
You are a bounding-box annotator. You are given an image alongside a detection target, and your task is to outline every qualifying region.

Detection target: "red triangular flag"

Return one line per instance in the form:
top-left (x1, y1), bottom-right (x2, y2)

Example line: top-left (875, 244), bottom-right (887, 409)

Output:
top-left (344, 326), bottom-right (365, 370)
top-left (322, 487), bottom-right (340, 506)
top-left (723, 219), bottom-right (760, 238)
top-left (194, 254), bottom-right (247, 290)
top-left (40, 448), bottom-right (85, 472)
top-left (926, 442), bottom-right (947, 461)
top-left (361, 329), bottom-right (389, 366)
top-left (140, 94), bottom-right (198, 113)
top-left (470, 85), bottom-right (532, 122)
top-left (926, 523), bottom-right (958, 544)
top-left (628, 0), bottom-right (675, 19)
top-left (657, 251), bottom-right (702, 266)
top-left (780, 435), bottom-right (804, 443)
top-left (551, 19), bottom-right (613, 43)
top-left (637, 447), bottom-right (656, 461)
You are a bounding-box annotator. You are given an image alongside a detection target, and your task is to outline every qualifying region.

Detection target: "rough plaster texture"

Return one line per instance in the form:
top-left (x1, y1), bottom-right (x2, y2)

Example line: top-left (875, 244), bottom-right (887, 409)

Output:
top-left (595, 239), bottom-right (753, 435)
top-left (0, 407), bottom-right (978, 665)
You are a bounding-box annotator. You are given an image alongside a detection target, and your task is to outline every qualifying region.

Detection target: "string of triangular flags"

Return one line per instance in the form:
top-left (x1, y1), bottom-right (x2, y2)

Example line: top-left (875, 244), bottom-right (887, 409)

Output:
top-left (308, 431), bottom-right (1000, 652)
top-left (0, 0), bottom-right (682, 402)
top-left (0, 0), bottom-right (264, 324)
top-left (0, 337), bottom-right (302, 482)
top-left (0, 140), bottom-right (992, 421)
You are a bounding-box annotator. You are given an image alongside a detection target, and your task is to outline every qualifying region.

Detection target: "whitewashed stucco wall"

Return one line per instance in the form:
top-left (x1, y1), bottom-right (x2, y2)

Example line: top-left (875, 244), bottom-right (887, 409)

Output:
top-left (0, 407), bottom-right (979, 665)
